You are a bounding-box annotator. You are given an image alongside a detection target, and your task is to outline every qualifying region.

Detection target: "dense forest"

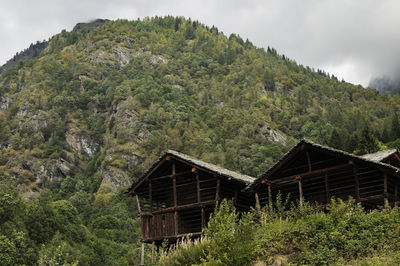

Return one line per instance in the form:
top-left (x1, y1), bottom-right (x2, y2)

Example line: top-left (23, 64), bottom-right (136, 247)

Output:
top-left (1, 16), bottom-right (400, 265)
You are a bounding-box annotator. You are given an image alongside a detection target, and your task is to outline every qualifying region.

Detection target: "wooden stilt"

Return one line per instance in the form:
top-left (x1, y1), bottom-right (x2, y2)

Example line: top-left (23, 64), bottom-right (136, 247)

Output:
top-left (268, 183), bottom-right (272, 207)
top-left (297, 176), bottom-right (304, 207)
top-left (151, 241), bottom-right (155, 264)
top-left (384, 173), bottom-right (389, 207)
top-left (255, 192), bottom-right (261, 212)
top-left (136, 195), bottom-right (142, 214)
top-left (141, 242), bottom-right (145, 266)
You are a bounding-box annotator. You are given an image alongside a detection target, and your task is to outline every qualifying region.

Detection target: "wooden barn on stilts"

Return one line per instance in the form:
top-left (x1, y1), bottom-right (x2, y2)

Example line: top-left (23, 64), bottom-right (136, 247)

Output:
top-left (127, 150), bottom-right (255, 264)
top-left (249, 140), bottom-right (400, 209)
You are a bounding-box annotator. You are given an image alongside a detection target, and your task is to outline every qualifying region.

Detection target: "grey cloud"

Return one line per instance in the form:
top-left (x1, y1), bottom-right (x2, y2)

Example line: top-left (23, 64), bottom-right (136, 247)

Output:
top-left (1, 0), bottom-right (400, 86)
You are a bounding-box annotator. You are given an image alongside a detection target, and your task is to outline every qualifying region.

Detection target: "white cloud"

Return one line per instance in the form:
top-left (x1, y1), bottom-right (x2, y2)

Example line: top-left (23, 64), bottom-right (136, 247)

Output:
top-left (1, 0), bottom-right (400, 86)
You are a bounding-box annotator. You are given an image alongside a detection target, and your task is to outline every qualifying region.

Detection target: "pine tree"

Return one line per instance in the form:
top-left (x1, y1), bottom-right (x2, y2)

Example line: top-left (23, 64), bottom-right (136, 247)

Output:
top-left (329, 129), bottom-right (342, 149)
top-left (355, 125), bottom-right (380, 155)
top-left (391, 113), bottom-right (400, 140)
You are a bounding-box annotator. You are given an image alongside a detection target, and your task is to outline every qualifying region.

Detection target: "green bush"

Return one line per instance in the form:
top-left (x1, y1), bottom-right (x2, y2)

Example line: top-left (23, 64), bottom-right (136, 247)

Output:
top-left (160, 199), bottom-right (400, 265)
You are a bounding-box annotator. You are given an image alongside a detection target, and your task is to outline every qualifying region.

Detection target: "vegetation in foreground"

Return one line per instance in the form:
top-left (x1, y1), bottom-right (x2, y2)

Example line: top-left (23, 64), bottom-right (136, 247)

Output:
top-left (159, 199), bottom-right (400, 265)
top-left (0, 179), bottom-right (146, 265)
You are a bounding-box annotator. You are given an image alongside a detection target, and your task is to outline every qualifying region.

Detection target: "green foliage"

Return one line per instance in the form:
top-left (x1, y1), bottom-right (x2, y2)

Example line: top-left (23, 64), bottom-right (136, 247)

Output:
top-left (161, 199), bottom-right (400, 265)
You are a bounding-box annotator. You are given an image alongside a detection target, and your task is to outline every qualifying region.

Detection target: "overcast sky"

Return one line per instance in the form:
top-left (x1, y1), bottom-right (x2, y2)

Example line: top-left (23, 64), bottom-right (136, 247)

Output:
top-left (1, 0), bottom-right (399, 86)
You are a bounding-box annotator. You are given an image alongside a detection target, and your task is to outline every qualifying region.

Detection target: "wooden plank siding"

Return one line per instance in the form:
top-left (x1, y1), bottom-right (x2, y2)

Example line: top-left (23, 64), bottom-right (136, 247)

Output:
top-left (252, 140), bottom-right (400, 210)
top-left (130, 151), bottom-right (255, 246)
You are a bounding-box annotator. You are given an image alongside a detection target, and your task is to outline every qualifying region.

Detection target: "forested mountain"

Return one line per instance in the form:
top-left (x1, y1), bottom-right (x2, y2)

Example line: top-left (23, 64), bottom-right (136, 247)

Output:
top-left (1, 16), bottom-right (400, 265)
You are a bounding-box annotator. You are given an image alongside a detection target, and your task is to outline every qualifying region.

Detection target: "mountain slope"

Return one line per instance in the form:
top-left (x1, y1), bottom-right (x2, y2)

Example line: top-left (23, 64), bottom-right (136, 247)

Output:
top-left (0, 16), bottom-right (399, 194)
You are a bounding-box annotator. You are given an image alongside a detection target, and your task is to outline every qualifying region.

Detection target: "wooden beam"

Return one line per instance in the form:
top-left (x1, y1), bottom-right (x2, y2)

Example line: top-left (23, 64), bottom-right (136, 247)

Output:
top-left (268, 183), bottom-right (272, 207)
top-left (266, 162), bottom-right (351, 184)
top-left (149, 182), bottom-right (152, 212)
top-left (142, 232), bottom-right (203, 243)
top-left (151, 241), bottom-right (155, 264)
top-left (173, 177), bottom-right (177, 207)
top-left (174, 210), bottom-right (178, 236)
top-left (297, 177), bottom-right (304, 207)
top-left (216, 179), bottom-right (220, 201)
top-left (196, 174), bottom-right (201, 203)
top-left (201, 208), bottom-right (205, 229)
top-left (384, 173), bottom-right (389, 206)
top-left (150, 200), bottom-right (217, 215)
top-left (353, 165), bottom-right (360, 200)
top-left (255, 192), bottom-right (261, 212)
top-left (129, 156), bottom-right (171, 193)
top-left (306, 151), bottom-right (312, 172)
top-left (136, 195), bottom-right (142, 214)
top-left (233, 188), bottom-right (238, 205)
top-left (324, 174), bottom-right (330, 203)
top-left (141, 242), bottom-right (145, 266)
top-left (148, 170), bottom-right (194, 181)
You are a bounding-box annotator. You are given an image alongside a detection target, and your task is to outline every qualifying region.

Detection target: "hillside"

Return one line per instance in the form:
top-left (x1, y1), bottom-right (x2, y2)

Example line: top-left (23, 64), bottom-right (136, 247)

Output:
top-left (1, 16), bottom-right (400, 265)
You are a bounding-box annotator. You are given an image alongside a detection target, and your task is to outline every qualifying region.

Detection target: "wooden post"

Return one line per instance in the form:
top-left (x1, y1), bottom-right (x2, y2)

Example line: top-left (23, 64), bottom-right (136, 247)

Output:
top-left (136, 195), bottom-right (142, 214)
top-left (255, 192), bottom-right (261, 212)
top-left (151, 241), bottom-right (155, 264)
top-left (201, 208), bottom-right (205, 229)
top-left (384, 173), bottom-right (389, 207)
top-left (324, 174), bottom-right (330, 203)
top-left (233, 188), bottom-right (238, 205)
top-left (353, 165), bottom-right (360, 200)
top-left (196, 174), bottom-right (201, 203)
top-left (141, 242), bottom-right (145, 266)
top-left (216, 178), bottom-right (220, 201)
top-left (268, 183), bottom-right (272, 207)
top-left (172, 163), bottom-right (178, 235)
top-left (306, 151), bottom-right (312, 172)
top-left (149, 182), bottom-right (152, 212)
top-left (297, 176), bottom-right (304, 207)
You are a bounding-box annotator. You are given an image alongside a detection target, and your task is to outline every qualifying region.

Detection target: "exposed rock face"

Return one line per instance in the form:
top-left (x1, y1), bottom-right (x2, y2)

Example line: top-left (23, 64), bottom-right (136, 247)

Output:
top-left (113, 46), bottom-right (131, 66)
top-left (89, 46), bottom-right (131, 67)
top-left (121, 154), bottom-right (141, 169)
top-left (100, 166), bottom-right (131, 192)
top-left (0, 96), bottom-right (10, 109)
top-left (66, 128), bottom-right (98, 156)
top-left (149, 54), bottom-right (168, 66)
top-left (260, 125), bottom-right (287, 145)
top-left (17, 106), bottom-right (51, 131)
top-left (112, 97), bottom-right (149, 143)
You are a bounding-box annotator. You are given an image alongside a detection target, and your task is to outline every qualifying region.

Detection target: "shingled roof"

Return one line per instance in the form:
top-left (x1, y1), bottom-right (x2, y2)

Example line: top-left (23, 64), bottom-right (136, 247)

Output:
top-left (128, 150), bottom-right (255, 194)
top-left (249, 139), bottom-right (400, 191)
top-left (361, 149), bottom-right (399, 162)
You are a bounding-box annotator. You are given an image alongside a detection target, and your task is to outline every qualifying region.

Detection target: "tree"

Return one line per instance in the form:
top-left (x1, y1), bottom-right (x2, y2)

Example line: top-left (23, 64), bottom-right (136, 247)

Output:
top-left (391, 113), bottom-right (400, 140)
top-left (328, 129), bottom-right (342, 149)
top-left (355, 125), bottom-right (380, 155)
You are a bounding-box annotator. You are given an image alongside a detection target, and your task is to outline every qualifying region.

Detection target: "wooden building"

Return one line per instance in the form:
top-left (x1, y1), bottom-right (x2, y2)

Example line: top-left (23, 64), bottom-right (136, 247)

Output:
top-left (249, 140), bottom-right (400, 209)
top-left (127, 150), bottom-right (255, 262)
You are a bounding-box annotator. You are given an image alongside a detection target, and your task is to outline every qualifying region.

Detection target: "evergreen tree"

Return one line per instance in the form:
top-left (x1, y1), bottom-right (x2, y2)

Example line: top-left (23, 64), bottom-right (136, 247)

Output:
top-left (391, 113), bottom-right (400, 140)
top-left (355, 125), bottom-right (380, 155)
top-left (328, 129), bottom-right (341, 149)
